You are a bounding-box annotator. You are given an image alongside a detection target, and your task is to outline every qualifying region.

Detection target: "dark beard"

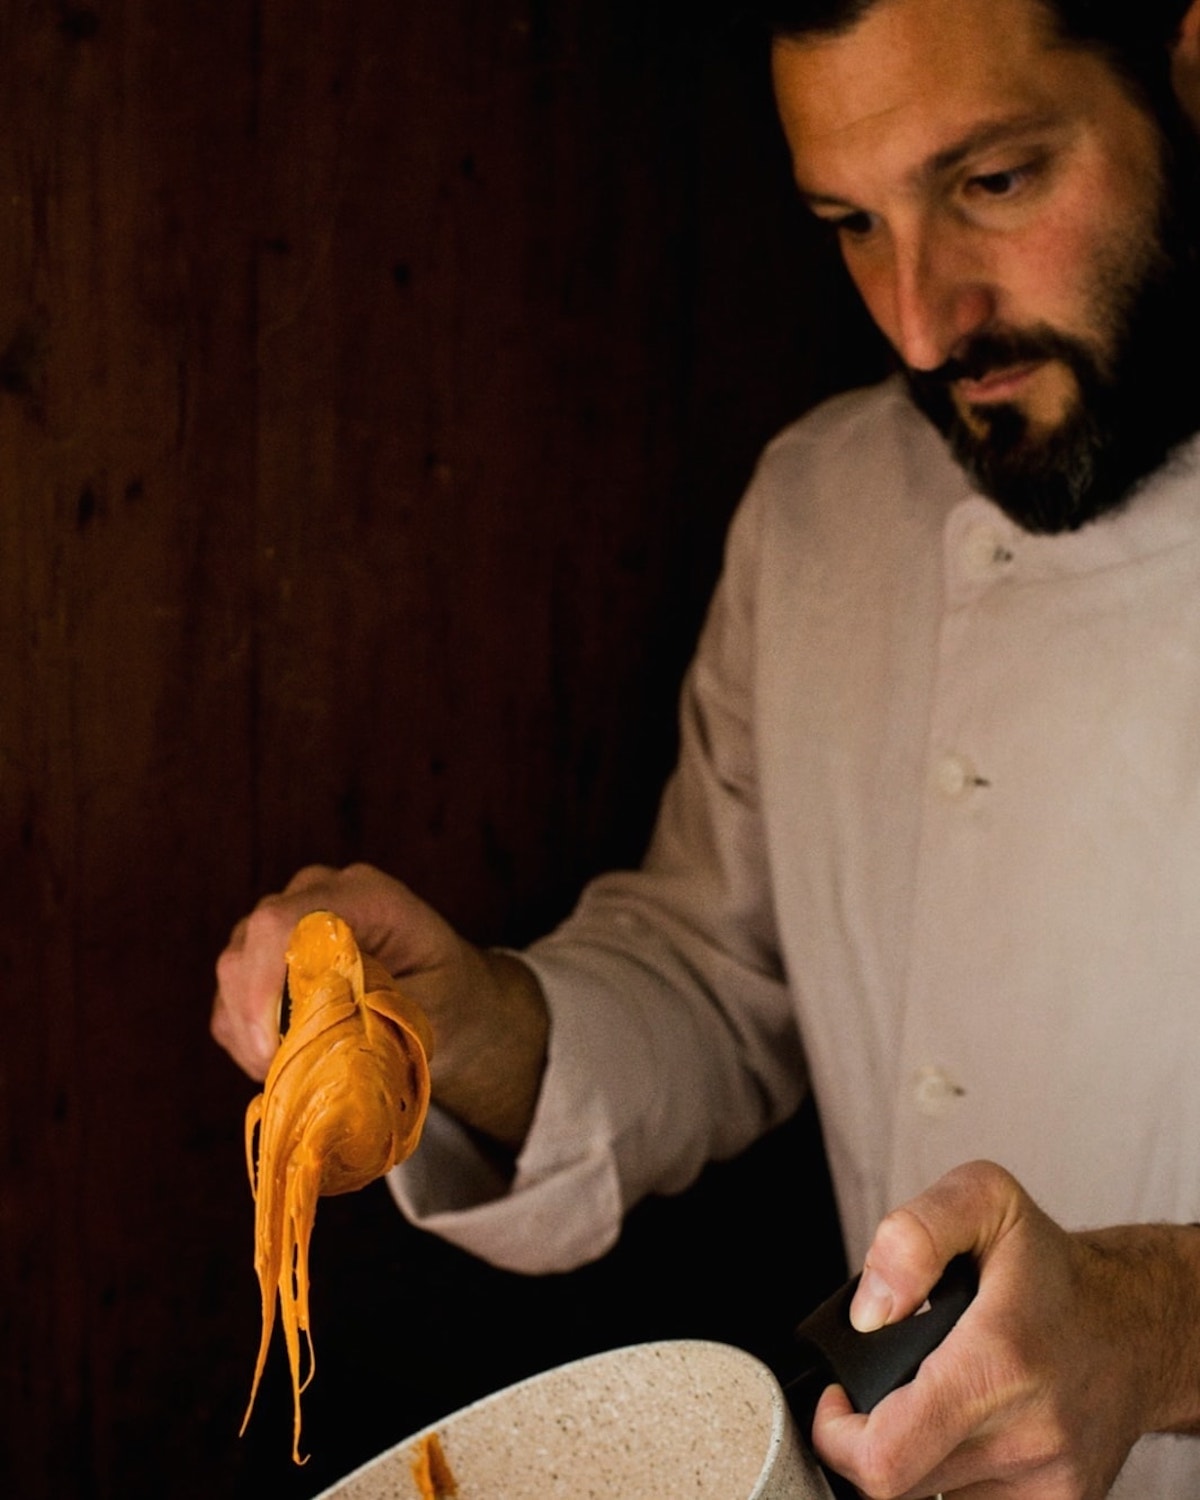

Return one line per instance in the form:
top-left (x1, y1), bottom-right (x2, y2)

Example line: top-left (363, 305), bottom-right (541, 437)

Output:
top-left (905, 128), bottom-right (1200, 534)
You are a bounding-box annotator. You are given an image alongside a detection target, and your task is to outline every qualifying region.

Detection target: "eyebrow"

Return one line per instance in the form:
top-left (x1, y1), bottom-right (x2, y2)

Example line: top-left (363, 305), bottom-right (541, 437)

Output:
top-left (797, 109), bottom-right (1065, 212)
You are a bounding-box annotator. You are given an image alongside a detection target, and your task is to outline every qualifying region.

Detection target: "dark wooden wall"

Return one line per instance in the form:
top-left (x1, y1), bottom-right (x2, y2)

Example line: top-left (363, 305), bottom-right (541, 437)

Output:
top-left (0, 3), bottom-right (885, 1496)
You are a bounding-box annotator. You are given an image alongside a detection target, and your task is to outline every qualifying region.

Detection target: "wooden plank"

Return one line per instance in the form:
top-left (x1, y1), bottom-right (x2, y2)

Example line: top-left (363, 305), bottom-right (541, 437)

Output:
top-left (244, 3), bottom-right (782, 938)
top-left (0, 2), bottom-right (261, 1492)
top-left (0, 2), bottom-right (872, 1494)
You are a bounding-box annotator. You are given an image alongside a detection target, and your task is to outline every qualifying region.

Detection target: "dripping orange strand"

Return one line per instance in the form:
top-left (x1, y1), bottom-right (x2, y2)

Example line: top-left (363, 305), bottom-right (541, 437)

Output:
top-left (239, 910), bottom-right (433, 1464)
top-left (412, 1431), bottom-right (458, 1498)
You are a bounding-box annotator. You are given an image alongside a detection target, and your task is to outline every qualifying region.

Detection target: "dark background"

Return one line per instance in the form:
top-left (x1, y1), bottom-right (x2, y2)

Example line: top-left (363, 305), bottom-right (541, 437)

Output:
top-left (0, 3), bottom-right (887, 1495)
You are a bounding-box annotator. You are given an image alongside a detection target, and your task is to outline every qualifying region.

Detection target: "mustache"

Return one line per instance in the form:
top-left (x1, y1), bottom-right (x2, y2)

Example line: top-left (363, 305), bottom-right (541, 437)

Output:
top-left (912, 327), bottom-right (1092, 388)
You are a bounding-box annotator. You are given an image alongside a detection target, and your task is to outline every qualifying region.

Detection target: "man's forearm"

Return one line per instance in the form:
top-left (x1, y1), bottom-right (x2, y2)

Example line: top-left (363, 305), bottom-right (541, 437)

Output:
top-left (1079, 1220), bottom-right (1200, 1439)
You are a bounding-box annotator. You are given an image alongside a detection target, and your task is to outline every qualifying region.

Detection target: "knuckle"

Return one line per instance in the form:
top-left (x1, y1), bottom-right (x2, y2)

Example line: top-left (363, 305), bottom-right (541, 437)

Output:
top-left (853, 1450), bottom-right (910, 1500)
top-left (1014, 1391), bottom-right (1071, 1461)
top-left (956, 1157), bottom-right (1019, 1195)
top-left (244, 897), bottom-right (298, 947)
top-left (832, 1426), bottom-right (917, 1500)
top-left (209, 1002), bottom-right (231, 1047)
top-left (873, 1204), bottom-right (940, 1274)
top-left (214, 945), bottom-right (242, 994)
top-left (343, 860), bottom-right (408, 901)
top-left (285, 863), bottom-right (338, 892)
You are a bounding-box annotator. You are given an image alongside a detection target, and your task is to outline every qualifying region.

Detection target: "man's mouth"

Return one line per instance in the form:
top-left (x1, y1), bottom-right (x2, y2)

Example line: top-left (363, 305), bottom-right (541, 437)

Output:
top-left (954, 360), bottom-right (1044, 405)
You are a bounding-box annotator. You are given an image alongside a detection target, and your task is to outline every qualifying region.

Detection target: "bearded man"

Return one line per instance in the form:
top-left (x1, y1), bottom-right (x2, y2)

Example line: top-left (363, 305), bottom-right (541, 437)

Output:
top-left (214, 2), bottom-right (1200, 1494)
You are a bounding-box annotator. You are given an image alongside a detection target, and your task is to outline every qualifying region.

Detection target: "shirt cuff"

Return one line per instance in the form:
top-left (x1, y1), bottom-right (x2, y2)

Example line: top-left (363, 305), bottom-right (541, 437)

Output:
top-left (387, 968), bottom-right (636, 1273)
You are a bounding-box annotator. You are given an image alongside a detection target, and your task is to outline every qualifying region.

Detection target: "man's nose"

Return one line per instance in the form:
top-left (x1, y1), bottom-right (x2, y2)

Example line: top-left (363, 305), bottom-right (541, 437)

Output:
top-left (883, 233), bottom-right (994, 372)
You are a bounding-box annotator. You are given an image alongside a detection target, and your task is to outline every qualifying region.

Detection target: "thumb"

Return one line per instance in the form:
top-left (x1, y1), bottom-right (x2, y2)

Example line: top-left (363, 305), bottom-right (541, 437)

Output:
top-left (851, 1160), bottom-right (1021, 1330)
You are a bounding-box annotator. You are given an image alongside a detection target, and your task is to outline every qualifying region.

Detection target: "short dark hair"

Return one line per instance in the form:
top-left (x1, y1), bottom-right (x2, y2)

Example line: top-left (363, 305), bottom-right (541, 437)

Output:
top-left (743, 0), bottom-right (1194, 113)
top-left (748, 0), bottom-right (1192, 44)
top-left (740, 0), bottom-right (875, 36)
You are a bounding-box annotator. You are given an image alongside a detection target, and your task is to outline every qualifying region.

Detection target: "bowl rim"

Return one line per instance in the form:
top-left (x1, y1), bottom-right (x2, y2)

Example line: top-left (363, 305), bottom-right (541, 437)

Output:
top-left (312, 1336), bottom-right (790, 1500)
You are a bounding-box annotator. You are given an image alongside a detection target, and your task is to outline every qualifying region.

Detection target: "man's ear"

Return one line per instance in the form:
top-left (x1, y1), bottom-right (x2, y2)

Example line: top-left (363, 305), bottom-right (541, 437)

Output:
top-left (1170, 0), bottom-right (1200, 127)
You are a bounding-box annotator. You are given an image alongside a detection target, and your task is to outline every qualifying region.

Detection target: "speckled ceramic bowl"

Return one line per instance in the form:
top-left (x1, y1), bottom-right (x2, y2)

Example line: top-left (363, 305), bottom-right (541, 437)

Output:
top-left (313, 1339), bottom-right (834, 1500)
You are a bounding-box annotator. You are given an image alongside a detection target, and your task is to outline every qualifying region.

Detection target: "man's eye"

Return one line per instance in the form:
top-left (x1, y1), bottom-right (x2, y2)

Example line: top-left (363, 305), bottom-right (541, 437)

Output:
top-left (830, 210), bottom-right (876, 240)
top-left (966, 165), bottom-right (1033, 199)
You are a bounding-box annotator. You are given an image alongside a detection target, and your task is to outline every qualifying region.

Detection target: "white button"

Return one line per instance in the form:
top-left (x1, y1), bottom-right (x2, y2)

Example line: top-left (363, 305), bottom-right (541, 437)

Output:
top-left (934, 753), bottom-right (985, 799)
top-left (961, 520), bottom-right (1015, 579)
top-left (913, 1065), bottom-right (966, 1119)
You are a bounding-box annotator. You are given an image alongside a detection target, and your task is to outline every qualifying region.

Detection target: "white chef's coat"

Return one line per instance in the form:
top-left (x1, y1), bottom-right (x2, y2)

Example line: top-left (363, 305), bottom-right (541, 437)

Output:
top-left (392, 378), bottom-right (1200, 1492)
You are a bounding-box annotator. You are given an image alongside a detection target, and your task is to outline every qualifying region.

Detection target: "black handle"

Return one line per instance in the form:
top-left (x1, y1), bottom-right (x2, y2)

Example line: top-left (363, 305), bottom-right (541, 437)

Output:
top-left (785, 1253), bottom-right (978, 1422)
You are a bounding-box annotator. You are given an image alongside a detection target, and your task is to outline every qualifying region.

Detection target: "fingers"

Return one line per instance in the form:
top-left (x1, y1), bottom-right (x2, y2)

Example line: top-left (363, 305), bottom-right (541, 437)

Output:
top-left (211, 866), bottom-right (355, 1080)
top-left (212, 905), bottom-right (293, 1079)
top-left (209, 863), bottom-right (551, 1147)
top-left (813, 1354), bottom-right (986, 1499)
top-left (812, 1163), bottom-right (1033, 1497)
top-left (282, 864), bottom-right (339, 896)
top-left (278, 863), bottom-right (449, 978)
top-left (813, 1163), bottom-right (1145, 1499)
top-left (210, 863), bottom-right (456, 1081)
top-left (811, 1388), bottom-right (925, 1500)
top-left (851, 1161), bottom-right (1022, 1331)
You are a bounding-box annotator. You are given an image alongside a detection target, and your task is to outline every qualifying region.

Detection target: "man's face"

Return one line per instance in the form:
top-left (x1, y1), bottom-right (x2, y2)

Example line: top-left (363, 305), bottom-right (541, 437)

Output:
top-left (772, 0), bottom-right (1200, 532)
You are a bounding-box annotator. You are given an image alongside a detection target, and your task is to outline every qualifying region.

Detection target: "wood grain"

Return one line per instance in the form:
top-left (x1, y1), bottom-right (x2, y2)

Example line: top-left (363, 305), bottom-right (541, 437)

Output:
top-left (0, 3), bottom-right (879, 1494)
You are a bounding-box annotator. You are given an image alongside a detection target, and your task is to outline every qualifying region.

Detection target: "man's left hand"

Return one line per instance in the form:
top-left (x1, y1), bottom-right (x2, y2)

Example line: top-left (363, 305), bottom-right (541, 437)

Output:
top-left (812, 1160), bottom-right (1200, 1498)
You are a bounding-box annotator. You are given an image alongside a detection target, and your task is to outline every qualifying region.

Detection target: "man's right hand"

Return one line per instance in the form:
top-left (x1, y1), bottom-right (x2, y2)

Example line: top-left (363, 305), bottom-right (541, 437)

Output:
top-left (211, 862), bottom-right (550, 1151)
